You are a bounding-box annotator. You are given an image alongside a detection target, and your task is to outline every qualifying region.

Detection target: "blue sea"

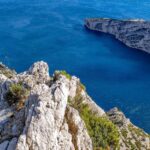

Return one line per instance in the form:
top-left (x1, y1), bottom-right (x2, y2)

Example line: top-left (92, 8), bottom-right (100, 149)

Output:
top-left (0, 0), bottom-right (150, 132)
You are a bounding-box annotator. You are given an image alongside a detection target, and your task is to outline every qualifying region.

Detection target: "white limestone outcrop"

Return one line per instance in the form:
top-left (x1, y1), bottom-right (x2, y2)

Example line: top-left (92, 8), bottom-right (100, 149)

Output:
top-left (0, 61), bottom-right (149, 149)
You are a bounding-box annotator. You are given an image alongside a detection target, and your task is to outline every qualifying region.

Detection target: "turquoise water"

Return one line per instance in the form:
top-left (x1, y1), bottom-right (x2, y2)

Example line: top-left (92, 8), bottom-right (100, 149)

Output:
top-left (0, 0), bottom-right (150, 132)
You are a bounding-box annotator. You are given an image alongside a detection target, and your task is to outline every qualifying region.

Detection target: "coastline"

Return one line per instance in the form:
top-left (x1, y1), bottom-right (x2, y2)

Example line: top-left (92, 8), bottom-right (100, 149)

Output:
top-left (85, 18), bottom-right (150, 54)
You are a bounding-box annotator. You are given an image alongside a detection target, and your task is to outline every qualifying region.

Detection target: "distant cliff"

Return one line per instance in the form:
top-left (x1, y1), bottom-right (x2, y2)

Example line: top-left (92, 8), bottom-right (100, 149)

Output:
top-left (85, 18), bottom-right (150, 53)
top-left (0, 61), bottom-right (149, 150)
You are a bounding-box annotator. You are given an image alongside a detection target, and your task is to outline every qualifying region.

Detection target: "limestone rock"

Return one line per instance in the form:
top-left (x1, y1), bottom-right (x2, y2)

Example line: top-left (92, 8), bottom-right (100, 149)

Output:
top-left (0, 63), bottom-right (16, 79)
top-left (0, 141), bottom-right (9, 150)
top-left (68, 76), bottom-right (79, 99)
top-left (107, 107), bottom-right (150, 149)
top-left (0, 61), bottom-right (149, 150)
top-left (107, 107), bottom-right (130, 128)
top-left (85, 18), bottom-right (150, 53)
top-left (16, 73), bottom-right (75, 150)
top-left (81, 90), bottom-right (105, 117)
top-left (0, 74), bottom-right (25, 144)
top-left (7, 138), bottom-right (18, 150)
top-left (68, 75), bottom-right (105, 117)
top-left (0, 74), bottom-right (12, 105)
top-left (15, 61), bottom-right (50, 88)
top-left (28, 61), bottom-right (50, 84)
top-left (66, 106), bottom-right (93, 150)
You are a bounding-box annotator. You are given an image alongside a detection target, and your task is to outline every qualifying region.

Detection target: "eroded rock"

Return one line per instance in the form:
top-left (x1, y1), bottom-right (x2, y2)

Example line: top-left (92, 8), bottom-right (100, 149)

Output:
top-left (66, 106), bottom-right (92, 150)
top-left (85, 18), bottom-right (150, 53)
top-left (0, 61), bottom-right (149, 150)
top-left (107, 107), bottom-right (150, 149)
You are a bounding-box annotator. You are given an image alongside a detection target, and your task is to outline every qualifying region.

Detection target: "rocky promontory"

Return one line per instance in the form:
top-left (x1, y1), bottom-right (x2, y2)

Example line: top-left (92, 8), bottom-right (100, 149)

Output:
top-left (85, 18), bottom-right (150, 53)
top-left (0, 61), bottom-right (149, 150)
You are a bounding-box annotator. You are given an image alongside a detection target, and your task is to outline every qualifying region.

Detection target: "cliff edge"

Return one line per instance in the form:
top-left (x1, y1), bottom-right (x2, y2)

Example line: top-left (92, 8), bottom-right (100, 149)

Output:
top-left (0, 61), bottom-right (149, 150)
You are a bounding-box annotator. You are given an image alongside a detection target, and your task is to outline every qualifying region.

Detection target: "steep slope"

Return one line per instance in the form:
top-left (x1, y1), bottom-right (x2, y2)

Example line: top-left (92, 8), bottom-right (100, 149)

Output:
top-left (85, 18), bottom-right (150, 53)
top-left (0, 61), bottom-right (149, 150)
top-left (107, 108), bottom-right (150, 149)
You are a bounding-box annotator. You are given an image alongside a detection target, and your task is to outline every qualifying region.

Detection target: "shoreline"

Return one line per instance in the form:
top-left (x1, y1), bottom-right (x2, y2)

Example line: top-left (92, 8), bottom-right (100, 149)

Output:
top-left (85, 18), bottom-right (150, 54)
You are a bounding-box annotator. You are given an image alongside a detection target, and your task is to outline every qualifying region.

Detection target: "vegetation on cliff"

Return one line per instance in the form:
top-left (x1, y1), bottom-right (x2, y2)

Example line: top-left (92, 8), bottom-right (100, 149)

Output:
top-left (54, 70), bottom-right (71, 80)
top-left (68, 93), bottom-right (120, 149)
top-left (1, 63), bottom-right (149, 150)
top-left (5, 83), bottom-right (29, 109)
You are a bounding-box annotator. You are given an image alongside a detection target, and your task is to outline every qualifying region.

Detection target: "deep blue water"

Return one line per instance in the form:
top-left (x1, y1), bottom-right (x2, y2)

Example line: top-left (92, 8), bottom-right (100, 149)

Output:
top-left (0, 0), bottom-right (150, 132)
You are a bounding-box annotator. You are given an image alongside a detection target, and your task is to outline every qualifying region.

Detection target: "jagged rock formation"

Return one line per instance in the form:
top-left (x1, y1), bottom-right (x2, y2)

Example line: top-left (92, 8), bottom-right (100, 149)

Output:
top-left (85, 18), bottom-right (150, 53)
top-left (0, 63), bottom-right (16, 79)
top-left (107, 108), bottom-right (150, 149)
top-left (0, 61), bottom-right (149, 150)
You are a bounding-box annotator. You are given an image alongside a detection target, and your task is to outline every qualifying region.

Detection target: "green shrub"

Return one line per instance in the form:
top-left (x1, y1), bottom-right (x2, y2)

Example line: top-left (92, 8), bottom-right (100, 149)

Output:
top-left (54, 70), bottom-right (71, 80)
top-left (5, 83), bottom-right (29, 109)
top-left (69, 94), bottom-right (120, 149)
top-left (128, 140), bottom-right (136, 150)
top-left (128, 124), bottom-right (145, 137)
top-left (121, 129), bottom-right (128, 138)
top-left (135, 141), bottom-right (142, 149)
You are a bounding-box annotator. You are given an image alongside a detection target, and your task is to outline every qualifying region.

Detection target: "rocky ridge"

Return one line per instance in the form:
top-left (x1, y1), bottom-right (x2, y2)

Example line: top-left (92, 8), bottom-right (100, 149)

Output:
top-left (85, 18), bottom-right (150, 53)
top-left (0, 61), bottom-right (149, 150)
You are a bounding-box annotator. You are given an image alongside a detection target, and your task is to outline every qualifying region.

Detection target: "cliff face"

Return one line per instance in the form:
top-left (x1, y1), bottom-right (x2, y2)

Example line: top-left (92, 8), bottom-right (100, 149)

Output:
top-left (0, 61), bottom-right (149, 150)
top-left (85, 18), bottom-right (150, 53)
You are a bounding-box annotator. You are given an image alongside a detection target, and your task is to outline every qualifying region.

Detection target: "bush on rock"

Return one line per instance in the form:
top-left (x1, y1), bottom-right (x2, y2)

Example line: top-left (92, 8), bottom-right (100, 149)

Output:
top-left (69, 94), bottom-right (120, 149)
top-left (5, 83), bottom-right (29, 109)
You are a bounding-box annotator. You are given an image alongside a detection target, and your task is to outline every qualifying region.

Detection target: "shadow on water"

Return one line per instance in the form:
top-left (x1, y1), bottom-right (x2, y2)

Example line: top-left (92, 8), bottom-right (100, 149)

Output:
top-left (84, 27), bottom-right (150, 62)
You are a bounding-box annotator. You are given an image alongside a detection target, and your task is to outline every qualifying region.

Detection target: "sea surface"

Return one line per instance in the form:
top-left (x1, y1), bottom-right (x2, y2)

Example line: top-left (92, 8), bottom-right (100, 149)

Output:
top-left (0, 0), bottom-right (150, 132)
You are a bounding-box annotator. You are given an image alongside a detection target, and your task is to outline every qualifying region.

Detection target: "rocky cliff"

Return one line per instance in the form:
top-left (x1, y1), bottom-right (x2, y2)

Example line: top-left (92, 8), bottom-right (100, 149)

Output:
top-left (0, 61), bottom-right (149, 150)
top-left (85, 18), bottom-right (150, 53)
